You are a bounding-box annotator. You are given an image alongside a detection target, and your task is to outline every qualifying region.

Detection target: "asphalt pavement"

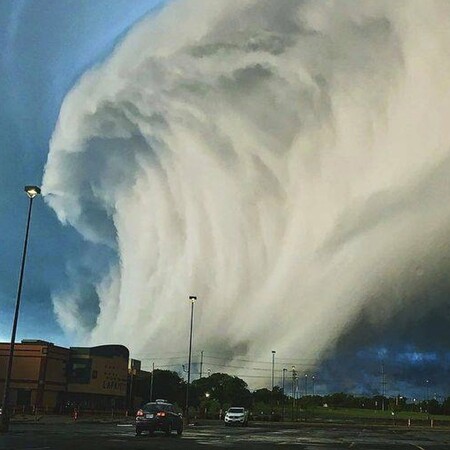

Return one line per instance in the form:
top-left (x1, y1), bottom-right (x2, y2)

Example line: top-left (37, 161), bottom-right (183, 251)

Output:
top-left (1, 422), bottom-right (450, 449)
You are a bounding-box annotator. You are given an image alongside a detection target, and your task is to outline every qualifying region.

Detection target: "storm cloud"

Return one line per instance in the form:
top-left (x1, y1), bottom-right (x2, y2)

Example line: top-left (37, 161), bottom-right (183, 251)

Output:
top-left (42, 0), bottom-right (450, 390)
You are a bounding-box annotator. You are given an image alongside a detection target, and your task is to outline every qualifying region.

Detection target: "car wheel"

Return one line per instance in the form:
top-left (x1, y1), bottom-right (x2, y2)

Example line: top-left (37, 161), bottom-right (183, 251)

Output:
top-left (136, 429), bottom-right (142, 436)
top-left (165, 422), bottom-right (172, 436)
top-left (177, 425), bottom-right (183, 436)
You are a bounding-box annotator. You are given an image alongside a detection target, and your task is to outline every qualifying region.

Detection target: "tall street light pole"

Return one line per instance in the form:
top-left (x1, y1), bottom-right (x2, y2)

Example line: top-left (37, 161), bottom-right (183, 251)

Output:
top-left (185, 295), bottom-right (196, 424)
top-left (1, 186), bottom-right (41, 432)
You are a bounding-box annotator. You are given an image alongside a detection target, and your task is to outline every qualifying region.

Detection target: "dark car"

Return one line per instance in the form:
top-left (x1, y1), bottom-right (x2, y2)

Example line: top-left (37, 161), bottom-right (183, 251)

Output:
top-left (135, 400), bottom-right (183, 436)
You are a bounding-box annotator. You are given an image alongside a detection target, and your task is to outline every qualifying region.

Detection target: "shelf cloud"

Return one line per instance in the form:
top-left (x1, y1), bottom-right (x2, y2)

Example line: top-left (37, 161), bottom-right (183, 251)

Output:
top-left (43, 0), bottom-right (450, 378)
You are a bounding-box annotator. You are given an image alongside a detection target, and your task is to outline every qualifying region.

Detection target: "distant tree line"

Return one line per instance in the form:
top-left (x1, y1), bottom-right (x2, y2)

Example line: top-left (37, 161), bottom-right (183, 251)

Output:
top-left (137, 369), bottom-right (450, 418)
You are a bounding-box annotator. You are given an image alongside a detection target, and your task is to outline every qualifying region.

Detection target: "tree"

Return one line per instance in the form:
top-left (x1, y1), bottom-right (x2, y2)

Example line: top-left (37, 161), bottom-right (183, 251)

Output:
top-left (427, 399), bottom-right (442, 415)
top-left (149, 369), bottom-right (185, 408)
top-left (191, 373), bottom-right (252, 408)
top-left (442, 396), bottom-right (450, 415)
top-left (252, 388), bottom-right (271, 404)
top-left (323, 393), bottom-right (358, 408)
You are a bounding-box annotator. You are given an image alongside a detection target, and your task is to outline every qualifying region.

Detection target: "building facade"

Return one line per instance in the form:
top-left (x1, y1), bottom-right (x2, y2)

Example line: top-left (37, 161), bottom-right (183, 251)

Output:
top-left (0, 340), bottom-right (69, 411)
top-left (66, 344), bottom-right (129, 410)
top-left (0, 341), bottom-right (129, 412)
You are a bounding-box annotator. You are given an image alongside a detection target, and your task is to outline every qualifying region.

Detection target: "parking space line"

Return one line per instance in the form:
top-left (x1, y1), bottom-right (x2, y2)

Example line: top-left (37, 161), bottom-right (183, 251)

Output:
top-left (410, 445), bottom-right (425, 450)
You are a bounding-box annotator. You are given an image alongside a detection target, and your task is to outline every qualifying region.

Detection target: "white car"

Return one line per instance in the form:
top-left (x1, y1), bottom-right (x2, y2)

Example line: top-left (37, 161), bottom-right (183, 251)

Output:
top-left (224, 407), bottom-right (249, 426)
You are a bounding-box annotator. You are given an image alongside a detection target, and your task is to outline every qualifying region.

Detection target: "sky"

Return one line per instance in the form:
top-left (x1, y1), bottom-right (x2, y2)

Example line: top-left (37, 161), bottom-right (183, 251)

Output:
top-left (0, 0), bottom-right (165, 344)
top-left (1, 0), bottom-right (450, 400)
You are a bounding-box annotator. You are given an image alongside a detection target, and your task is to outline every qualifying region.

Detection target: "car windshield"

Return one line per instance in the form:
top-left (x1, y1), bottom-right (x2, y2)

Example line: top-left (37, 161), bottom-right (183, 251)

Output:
top-left (228, 408), bottom-right (244, 413)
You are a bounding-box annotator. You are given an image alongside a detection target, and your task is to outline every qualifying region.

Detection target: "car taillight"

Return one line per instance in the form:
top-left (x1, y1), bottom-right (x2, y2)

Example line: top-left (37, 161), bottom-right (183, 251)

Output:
top-left (156, 411), bottom-right (166, 417)
top-left (136, 409), bottom-right (144, 417)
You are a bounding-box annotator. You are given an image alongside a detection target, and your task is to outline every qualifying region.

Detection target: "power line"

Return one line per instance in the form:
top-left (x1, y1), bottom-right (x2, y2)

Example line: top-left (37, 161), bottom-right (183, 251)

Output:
top-left (135, 353), bottom-right (317, 367)
top-left (203, 355), bottom-right (317, 364)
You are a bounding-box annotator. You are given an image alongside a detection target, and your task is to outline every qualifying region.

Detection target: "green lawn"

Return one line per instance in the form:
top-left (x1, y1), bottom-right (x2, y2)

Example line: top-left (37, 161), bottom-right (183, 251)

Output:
top-left (303, 406), bottom-right (450, 422)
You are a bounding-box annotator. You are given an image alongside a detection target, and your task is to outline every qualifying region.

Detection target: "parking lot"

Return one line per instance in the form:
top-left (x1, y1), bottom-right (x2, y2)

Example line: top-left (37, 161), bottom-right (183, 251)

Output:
top-left (1, 422), bottom-right (450, 449)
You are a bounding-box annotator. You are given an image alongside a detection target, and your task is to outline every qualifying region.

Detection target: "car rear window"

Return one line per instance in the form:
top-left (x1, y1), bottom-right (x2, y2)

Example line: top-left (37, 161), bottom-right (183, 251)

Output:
top-left (142, 403), bottom-right (171, 413)
top-left (228, 408), bottom-right (244, 413)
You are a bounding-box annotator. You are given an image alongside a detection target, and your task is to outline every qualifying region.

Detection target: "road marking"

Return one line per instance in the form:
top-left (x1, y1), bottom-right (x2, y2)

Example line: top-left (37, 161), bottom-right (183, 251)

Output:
top-left (24, 448), bottom-right (51, 450)
top-left (410, 446), bottom-right (425, 450)
top-left (348, 443), bottom-right (355, 448)
top-left (116, 423), bottom-right (133, 427)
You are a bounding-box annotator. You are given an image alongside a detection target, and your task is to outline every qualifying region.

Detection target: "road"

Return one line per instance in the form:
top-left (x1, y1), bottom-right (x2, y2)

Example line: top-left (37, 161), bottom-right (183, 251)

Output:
top-left (1, 422), bottom-right (450, 449)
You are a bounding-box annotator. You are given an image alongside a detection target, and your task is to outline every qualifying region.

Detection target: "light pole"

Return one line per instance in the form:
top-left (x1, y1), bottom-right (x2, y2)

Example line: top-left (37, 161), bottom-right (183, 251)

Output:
top-left (304, 374), bottom-right (308, 396)
top-left (282, 368), bottom-right (287, 421)
top-left (185, 295), bottom-right (196, 424)
top-left (1, 186), bottom-right (40, 432)
top-left (271, 350), bottom-right (276, 415)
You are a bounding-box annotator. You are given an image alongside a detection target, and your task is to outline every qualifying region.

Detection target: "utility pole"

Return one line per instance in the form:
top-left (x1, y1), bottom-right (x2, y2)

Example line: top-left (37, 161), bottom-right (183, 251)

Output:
top-left (199, 351), bottom-right (204, 379)
top-left (291, 366), bottom-right (297, 421)
top-left (149, 362), bottom-right (155, 402)
top-left (305, 374), bottom-right (308, 396)
top-left (312, 375), bottom-right (315, 396)
top-left (271, 350), bottom-right (276, 415)
top-left (381, 361), bottom-right (386, 411)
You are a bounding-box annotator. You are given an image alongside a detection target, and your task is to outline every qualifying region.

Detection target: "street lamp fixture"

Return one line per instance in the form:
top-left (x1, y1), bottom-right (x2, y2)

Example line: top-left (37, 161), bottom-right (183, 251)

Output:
top-left (1, 186), bottom-right (40, 433)
top-left (25, 186), bottom-right (41, 198)
top-left (185, 295), bottom-right (197, 424)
